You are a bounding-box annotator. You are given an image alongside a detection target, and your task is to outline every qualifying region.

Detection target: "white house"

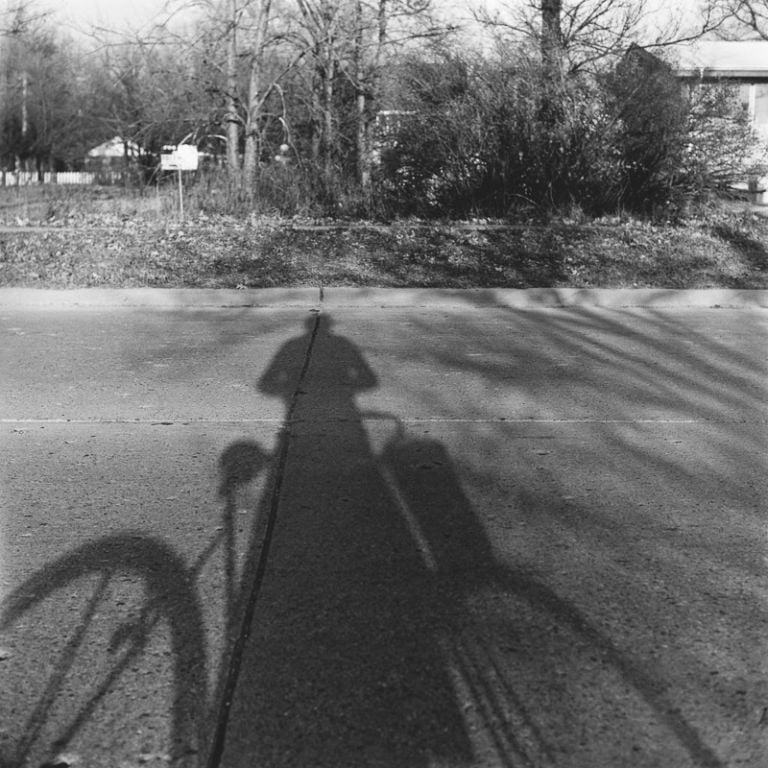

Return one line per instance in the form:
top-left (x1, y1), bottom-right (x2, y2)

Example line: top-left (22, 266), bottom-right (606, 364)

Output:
top-left (671, 40), bottom-right (768, 140)
top-left (87, 136), bottom-right (142, 159)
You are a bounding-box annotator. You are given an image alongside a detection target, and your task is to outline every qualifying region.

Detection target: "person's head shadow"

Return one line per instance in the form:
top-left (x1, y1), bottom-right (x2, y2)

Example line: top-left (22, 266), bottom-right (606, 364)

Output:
top-left (257, 313), bottom-right (377, 416)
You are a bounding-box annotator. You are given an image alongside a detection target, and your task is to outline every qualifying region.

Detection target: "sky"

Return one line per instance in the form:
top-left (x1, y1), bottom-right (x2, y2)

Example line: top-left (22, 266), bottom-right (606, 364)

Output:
top-left (48, 0), bottom-right (178, 38)
top-left (43, 0), bottom-right (706, 44)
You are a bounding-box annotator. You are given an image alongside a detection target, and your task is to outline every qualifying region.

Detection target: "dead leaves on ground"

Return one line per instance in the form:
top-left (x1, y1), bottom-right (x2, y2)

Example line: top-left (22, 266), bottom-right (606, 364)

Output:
top-left (0, 215), bottom-right (766, 289)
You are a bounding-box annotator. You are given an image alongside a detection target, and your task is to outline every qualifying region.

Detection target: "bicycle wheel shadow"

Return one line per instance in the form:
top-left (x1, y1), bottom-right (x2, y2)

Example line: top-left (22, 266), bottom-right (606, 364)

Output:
top-left (0, 437), bottom-right (278, 768)
top-left (0, 327), bottom-right (287, 768)
top-left (0, 535), bottom-right (208, 768)
top-left (219, 312), bottom-right (724, 768)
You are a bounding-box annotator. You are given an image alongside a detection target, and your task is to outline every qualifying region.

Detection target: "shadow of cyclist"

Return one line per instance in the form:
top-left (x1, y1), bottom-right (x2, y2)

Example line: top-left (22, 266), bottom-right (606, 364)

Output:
top-left (220, 312), bottom-right (726, 768)
top-left (219, 314), bottom-right (477, 767)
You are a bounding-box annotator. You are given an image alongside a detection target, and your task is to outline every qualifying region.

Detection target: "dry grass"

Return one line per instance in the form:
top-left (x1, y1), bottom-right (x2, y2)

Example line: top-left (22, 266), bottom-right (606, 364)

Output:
top-left (0, 186), bottom-right (767, 289)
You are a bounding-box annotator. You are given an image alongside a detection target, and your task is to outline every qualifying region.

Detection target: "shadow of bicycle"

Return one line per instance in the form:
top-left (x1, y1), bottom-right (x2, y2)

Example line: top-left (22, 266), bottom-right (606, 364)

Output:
top-left (1, 311), bottom-right (729, 768)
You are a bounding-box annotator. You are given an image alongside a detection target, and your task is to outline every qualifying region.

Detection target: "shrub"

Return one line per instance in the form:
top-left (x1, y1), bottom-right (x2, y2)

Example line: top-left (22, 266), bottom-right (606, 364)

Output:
top-left (378, 55), bottom-right (625, 218)
top-left (681, 81), bottom-right (768, 196)
top-left (607, 49), bottom-right (768, 215)
top-left (377, 48), bottom-right (768, 220)
top-left (605, 48), bottom-right (690, 212)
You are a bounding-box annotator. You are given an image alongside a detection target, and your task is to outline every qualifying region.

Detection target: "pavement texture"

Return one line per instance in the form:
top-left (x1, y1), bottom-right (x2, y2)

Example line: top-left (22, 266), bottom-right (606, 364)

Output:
top-left (0, 289), bottom-right (766, 768)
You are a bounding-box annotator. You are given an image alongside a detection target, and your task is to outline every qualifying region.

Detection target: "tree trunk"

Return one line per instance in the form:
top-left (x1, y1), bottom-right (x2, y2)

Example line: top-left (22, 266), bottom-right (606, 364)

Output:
top-left (311, 67), bottom-right (322, 164)
top-left (323, 50), bottom-right (335, 180)
top-left (354, 0), bottom-right (368, 189)
top-left (225, 0), bottom-right (241, 185)
top-left (356, 90), bottom-right (369, 190)
top-left (354, 0), bottom-right (387, 192)
top-left (242, 92), bottom-right (260, 190)
top-left (541, 0), bottom-right (564, 76)
top-left (242, 0), bottom-right (272, 191)
top-left (21, 69), bottom-right (29, 141)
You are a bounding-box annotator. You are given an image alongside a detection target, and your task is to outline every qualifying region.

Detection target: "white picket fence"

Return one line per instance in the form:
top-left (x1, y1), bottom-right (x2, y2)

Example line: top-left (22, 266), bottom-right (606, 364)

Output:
top-left (0, 171), bottom-right (97, 186)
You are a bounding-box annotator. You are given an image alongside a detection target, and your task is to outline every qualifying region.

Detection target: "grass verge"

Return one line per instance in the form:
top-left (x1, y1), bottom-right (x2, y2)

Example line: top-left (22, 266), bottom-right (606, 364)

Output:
top-left (0, 191), bottom-right (766, 289)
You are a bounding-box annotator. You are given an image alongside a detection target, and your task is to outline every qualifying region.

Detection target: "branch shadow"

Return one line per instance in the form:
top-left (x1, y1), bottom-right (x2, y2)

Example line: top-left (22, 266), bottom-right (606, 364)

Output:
top-left (710, 223), bottom-right (768, 286)
top-left (360, 298), bottom-right (765, 763)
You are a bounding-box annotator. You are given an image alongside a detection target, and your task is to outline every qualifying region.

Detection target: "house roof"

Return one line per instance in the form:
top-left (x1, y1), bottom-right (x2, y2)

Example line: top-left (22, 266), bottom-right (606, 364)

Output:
top-left (87, 136), bottom-right (141, 158)
top-left (669, 40), bottom-right (768, 80)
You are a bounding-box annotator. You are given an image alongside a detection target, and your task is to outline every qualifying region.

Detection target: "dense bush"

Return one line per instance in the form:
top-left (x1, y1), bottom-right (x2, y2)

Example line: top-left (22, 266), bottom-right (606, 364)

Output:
top-left (374, 49), bottom-right (768, 220)
top-left (607, 50), bottom-right (768, 215)
top-left (375, 59), bottom-right (622, 218)
top-left (605, 49), bottom-right (690, 213)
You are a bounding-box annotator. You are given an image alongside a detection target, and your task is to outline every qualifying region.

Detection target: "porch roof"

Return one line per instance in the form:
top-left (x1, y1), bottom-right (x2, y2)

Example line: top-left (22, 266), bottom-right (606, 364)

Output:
top-left (671, 40), bottom-right (768, 80)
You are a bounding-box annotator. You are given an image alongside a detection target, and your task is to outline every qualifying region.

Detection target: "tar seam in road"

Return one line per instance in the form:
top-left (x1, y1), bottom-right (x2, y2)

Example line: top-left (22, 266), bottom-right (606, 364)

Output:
top-left (206, 309), bottom-right (322, 768)
top-left (2, 417), bottom-right (739, 425)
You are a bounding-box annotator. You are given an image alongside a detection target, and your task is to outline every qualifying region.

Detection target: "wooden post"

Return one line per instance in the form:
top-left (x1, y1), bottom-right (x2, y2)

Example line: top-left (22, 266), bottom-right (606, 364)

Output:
top-left (178, 168), bottom-right (184, 221)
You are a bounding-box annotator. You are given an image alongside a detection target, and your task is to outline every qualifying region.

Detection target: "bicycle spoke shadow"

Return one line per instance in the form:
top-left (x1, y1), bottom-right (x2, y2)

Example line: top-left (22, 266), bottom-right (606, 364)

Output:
top-left (384, 432), bottom-right (724, 768)
top-left (0, 535), bottom-right (208, 768)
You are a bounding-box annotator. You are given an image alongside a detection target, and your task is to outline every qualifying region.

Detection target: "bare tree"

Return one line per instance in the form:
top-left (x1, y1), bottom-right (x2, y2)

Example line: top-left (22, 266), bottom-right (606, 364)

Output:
top-left (540, 0), bottom-right (564, 74)
top-left (474, 0), bottom-right (721, 73)
top-left (241, 0), bottom-right (274, 180)
top-left (225, 0), bottom-right (242, 181)
top-left (707, 0), bottom-right (768, 37)
top-left (157, 0), bottom-right (293, 194)
top-left (353, 0), bottom-right (390, 190)
top-left (351, 0), bottom-right (445, 191)
top-left (291, 0), bottom-right (347, 177)
top-left (0, 3), bottom-right (102, 174)
top-left (290, 0), bottom-right (445, 191)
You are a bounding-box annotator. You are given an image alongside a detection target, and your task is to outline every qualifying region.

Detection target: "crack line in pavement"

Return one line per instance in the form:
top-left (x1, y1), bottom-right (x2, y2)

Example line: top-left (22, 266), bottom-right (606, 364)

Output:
top-left (206, 309), bottom-right (322, 768)
top-left (0, 418), bottom-right (286, 425)
top-left (273, 417), bottom-right (746, 425)
top-left (1, 417), bottom-right (755, 427)
top-left (360, 417), bottom-right (725, 424)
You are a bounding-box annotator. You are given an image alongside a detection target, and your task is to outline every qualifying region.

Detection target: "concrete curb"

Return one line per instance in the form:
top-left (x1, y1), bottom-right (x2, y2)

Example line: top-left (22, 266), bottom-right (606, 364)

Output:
top-left (0, 287), bottom-right (766, 309)
top-left (0, 287), bottom-right (321, 309)
top-left (321, 287), bottom-right (768, 308)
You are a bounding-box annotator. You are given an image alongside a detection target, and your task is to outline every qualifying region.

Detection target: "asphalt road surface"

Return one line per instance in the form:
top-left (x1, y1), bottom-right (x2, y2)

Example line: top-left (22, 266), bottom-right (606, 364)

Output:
top-left (0, 292), bottom-right (766, 768)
